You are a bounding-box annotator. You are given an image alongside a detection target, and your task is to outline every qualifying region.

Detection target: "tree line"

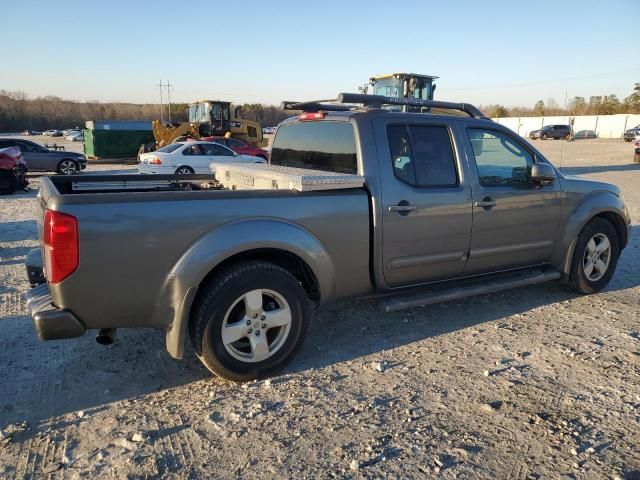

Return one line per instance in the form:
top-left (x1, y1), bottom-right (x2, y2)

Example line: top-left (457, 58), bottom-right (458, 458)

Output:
top-left (2, 83), bottom-right (639, 131)
top-left (0, 91), bottom-right (292, 132)
top-left (483, 83), bottom-right (640, 118)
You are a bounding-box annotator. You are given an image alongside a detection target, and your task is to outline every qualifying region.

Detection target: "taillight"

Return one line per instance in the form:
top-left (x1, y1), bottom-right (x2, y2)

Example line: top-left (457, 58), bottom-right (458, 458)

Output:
top-left (298, 112), bottom-right (326, 121)
top-left (43, 209), bottom-right (79, 284)
top-left (149, 156), bottom-right (162, 165)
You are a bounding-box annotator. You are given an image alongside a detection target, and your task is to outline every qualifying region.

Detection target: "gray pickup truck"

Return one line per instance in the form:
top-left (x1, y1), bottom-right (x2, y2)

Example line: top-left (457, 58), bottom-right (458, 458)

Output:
top-left (26, 93), bottom-right (631, 382)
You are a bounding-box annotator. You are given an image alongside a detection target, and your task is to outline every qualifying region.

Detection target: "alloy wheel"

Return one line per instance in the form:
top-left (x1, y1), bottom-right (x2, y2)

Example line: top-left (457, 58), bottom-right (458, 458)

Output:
top-left (220, 289), bottom-right (292, 363)
top-left (59, 160), bottom-right (78, 175)
top-left (582, 233), bottom-right (611, 281)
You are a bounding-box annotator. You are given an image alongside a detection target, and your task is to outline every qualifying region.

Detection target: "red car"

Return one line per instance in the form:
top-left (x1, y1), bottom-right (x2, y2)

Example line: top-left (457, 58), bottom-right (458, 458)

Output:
top-left (201, 136), bottom-right (269, 161)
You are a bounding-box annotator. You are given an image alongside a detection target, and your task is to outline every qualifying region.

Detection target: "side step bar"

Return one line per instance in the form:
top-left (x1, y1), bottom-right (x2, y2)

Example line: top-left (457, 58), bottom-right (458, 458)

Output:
top-left (380, 271), bottom-right (562, 313)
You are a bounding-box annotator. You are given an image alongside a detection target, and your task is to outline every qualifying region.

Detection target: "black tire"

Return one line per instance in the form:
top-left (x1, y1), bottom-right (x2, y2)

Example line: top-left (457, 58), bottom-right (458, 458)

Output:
top-left (175, 166), bottom-right (194, 174)
top-left (57, 159), bottom-right (78, 175)
top-left (0, 171), bottom-right (18, 195)
top-left (564, 218), bottom-right (620, 294)
top-left (190, 261), bottom-right (310, 382)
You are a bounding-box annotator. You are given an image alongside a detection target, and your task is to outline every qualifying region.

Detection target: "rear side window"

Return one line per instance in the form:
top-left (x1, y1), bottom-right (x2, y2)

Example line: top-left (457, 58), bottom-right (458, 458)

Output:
top-left (270, 121), bottom-right (357, 174)
top-left (387, 125), bottom-right (458, 187)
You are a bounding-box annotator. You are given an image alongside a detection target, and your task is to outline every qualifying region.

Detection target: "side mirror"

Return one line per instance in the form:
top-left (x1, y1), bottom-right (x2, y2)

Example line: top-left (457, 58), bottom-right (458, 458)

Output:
top-left (531, 163), bottom-right (556, 184)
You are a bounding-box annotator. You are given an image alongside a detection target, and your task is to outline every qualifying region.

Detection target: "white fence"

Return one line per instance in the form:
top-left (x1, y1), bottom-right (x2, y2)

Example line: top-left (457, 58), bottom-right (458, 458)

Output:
top-left (491, 114), bottom-right (640, 139)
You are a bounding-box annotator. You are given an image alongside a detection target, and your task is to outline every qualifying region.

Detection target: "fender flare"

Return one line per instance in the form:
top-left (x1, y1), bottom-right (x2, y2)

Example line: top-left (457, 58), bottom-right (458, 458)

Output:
top-left (553, 191), bottom-right (630, 274)
top-left (162, 219), bottom-right (336, 358)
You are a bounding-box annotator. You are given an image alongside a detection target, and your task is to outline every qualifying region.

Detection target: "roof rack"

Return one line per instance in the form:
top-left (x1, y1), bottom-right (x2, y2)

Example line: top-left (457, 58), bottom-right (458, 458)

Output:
top-left (281, 92), bottom-right (489, 119)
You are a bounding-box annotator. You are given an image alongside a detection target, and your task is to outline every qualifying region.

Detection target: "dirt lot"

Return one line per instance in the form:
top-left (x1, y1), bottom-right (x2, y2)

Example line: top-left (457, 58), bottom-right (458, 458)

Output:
top-left (1, 139), bottom-right (639, 479)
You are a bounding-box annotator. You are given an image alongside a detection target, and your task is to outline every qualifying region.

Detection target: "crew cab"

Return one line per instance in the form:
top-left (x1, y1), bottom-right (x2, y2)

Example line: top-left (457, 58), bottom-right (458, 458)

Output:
top-left (25, 93), bottom-right (631, 382)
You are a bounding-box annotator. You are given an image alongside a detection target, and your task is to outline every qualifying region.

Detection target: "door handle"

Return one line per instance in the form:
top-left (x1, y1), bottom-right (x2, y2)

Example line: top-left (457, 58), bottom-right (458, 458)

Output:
top-left (474, 197), bottom-right (496, 209)
top-left (389, 203), bottom-right (416, 213)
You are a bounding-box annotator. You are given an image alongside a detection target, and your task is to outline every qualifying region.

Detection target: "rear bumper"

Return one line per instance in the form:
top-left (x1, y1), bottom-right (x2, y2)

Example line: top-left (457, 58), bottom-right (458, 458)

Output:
top-left (26, 283), bottom-right (86, 340)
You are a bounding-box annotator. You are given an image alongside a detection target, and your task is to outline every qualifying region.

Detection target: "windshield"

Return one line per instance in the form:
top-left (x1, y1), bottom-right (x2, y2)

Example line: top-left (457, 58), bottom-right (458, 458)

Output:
top-left (373, 78), bottom-right (403, 98)
top-left (156, 144), bottom-right (183, 153)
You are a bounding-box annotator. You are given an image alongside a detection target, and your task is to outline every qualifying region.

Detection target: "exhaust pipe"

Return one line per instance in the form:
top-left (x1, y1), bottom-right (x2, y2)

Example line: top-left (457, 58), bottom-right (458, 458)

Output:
top-left (96, 328), bottom-right (117, 346)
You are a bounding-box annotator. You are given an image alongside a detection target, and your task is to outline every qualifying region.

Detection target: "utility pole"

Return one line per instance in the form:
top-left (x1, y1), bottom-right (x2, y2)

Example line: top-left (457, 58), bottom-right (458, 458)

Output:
top-left (156, 80), bottom-right (164, 122)
top-left (166, 80), bottom-right (173, 123)
top-left (156, 80), bottom-right (173, 123)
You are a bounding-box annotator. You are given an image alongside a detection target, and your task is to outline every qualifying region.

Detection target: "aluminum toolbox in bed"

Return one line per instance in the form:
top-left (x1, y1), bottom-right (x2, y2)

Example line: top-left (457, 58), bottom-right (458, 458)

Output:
top-left (210, 163), bottom-right (365, 192)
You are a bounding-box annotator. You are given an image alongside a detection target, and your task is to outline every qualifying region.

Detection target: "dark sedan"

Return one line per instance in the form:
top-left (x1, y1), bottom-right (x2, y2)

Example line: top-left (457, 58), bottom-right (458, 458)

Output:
top-left (529, 124), bottom-right (572, 140)
top-left (0, 139), bottom-right (87, 174)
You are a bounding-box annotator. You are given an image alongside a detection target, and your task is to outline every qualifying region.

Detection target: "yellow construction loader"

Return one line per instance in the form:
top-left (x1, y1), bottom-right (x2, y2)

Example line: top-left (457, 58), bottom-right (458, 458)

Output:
top-left (150, 100), bottom-right (267, 149)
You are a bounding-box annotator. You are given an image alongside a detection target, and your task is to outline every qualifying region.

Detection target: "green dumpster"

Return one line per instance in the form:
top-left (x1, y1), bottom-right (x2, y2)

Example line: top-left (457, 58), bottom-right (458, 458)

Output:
top-left (83, 129), bottom-right (154, 160)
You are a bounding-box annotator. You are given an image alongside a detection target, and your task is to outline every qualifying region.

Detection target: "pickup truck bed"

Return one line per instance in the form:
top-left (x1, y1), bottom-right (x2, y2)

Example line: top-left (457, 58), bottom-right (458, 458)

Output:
top-left (34, 174), bottom-right (371, 332)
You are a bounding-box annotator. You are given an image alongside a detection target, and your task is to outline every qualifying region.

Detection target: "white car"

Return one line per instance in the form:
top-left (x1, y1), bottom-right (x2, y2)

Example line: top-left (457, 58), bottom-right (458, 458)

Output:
top-left (65, 132), bottom-right (83, 142)
top-left (138, 141), bottom-right (266, 175)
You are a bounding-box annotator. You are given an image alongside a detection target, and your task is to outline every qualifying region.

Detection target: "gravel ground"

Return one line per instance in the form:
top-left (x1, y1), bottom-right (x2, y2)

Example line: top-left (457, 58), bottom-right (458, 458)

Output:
top-left (0, 139), bottom-right (639, 479)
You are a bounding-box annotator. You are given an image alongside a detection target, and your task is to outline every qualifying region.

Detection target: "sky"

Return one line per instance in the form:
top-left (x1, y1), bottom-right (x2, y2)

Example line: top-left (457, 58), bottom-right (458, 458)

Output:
top-left (1, 0), bottom-right (639, 108)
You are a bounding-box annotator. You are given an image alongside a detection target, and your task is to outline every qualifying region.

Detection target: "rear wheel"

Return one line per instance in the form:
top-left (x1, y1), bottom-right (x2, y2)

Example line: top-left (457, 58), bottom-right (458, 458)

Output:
top-left (57, 159), bottom-right (78, 175)
top-left (564, 218), bottom-right (619, 294)
top-left (0, 171), bottom-right (17, 195)
top-left (190, 261), bottom-right (309, 382)
top-left (175, 166), bottom-right (194, 174)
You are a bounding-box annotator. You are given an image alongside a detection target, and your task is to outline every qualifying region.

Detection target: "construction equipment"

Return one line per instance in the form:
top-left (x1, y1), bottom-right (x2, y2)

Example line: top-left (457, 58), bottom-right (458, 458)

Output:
top-left (362, 73), bottom-right (438, 112)
top-left (150, 100), bottom-right (267, 149)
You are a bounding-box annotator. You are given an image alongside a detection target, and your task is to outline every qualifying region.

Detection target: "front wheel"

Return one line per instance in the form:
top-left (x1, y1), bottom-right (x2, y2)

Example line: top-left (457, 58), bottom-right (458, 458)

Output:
top-left (190, 261), bottom-right (310, 381)
top-left (564, 218), bottom-right (619, 294)
top-left (57, 159), bottom-right (78, 175)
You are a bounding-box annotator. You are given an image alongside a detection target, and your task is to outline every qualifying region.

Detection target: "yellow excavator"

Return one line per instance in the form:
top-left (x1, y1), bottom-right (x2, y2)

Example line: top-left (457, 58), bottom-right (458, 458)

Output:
top-left (149, 100), bottom-right (267, 149)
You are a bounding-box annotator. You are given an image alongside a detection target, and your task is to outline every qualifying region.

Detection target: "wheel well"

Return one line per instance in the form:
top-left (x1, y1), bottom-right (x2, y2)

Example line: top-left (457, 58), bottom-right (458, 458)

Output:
top-left (198, 249), bottom-right (320, 303)
top-left (593, 212), bottom-right (628, 248)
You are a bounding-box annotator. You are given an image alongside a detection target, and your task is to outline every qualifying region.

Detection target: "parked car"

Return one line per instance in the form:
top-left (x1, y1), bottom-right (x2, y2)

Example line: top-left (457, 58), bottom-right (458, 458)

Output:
top-left (529, 124), bottom-right (572, 140)
top-left (24, 94), bottom-right (630, 382)
top-left (623, 126), bottom-right (640, 142)
top-left (573, 130), bottom-right (598, 140)
top-left (138, 141), bottom-right (265, 175)
top-left (634, 146), bottom-right (640, 163)
top-left (262, 127), bottom-right (277, 135)
top-left (42, 129), bottom-right (63, 137)
top-left (65, 132), bottom-right (83, 142)
top-left (0, 146), bottom-right (29, 195)
top-left (201, 136), bottom-right (269, 161)
top-left (21, 129), bottom-right (41, 136)
top-left (0, 138), bottom-right (86, 174)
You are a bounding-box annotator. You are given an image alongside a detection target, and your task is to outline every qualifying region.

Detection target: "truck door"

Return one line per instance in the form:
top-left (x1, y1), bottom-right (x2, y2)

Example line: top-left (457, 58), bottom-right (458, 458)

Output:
top-left (462, 127), bottom-right (562, 274)
top-left (374, 118), bottom-right (473, 288)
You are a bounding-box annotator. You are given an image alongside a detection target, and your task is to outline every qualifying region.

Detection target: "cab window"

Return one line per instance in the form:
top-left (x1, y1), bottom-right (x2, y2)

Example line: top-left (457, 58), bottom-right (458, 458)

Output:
top-left (467, 129), bottom-right (534, 186)
top-left (387, 125), bottom-right (458, 187)
top-left (271, 121), bottom-right (357, 174)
